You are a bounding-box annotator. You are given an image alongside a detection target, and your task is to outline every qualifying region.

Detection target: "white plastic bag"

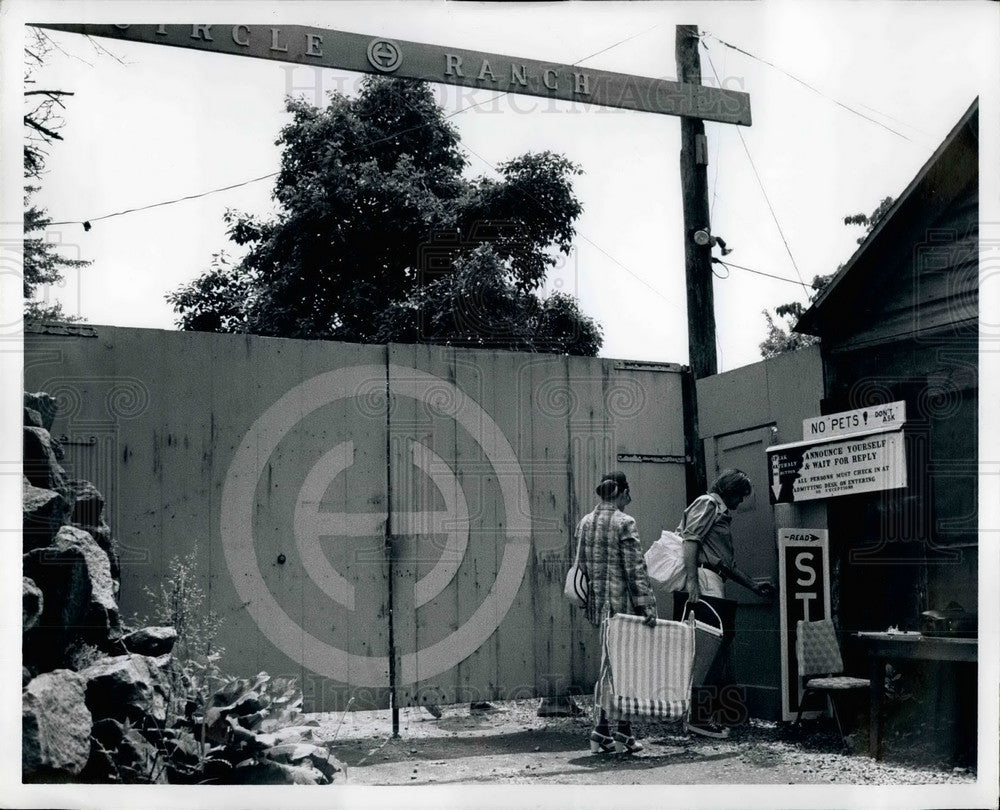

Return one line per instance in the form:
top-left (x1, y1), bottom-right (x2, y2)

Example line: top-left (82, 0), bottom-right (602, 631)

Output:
top-left (644, 529), bottom-right (688, 590)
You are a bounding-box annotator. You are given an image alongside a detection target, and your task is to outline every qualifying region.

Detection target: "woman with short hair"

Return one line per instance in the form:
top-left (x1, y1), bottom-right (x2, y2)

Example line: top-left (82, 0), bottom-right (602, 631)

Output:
top-left (678, 468), bottom-right (775, 738)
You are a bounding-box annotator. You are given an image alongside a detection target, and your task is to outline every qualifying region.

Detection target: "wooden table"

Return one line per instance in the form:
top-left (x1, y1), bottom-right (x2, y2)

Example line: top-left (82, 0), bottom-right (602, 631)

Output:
top-left (853, 632), bottom-right (977, 759)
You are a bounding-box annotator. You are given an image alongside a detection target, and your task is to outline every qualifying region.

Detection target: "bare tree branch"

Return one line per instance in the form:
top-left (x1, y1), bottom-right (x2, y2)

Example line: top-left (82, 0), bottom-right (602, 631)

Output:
top-left (86, 35), bottom-right (129, 66)
top-left (35, 27), bottom-right (94, 67)
top-left (25, 90), bottom-right (74, 109)
top-left (24, 116), bottom-right (63, 141)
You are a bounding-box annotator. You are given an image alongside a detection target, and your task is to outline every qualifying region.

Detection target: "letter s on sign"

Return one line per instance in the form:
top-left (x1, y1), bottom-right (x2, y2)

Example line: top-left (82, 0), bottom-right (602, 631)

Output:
top-left (795, 552), bottom-right (816, 587)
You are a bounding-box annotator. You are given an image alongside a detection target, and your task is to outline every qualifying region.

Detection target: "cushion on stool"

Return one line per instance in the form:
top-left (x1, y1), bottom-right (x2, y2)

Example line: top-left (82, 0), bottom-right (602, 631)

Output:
top-left (805, 676), bottom-right (870, 690)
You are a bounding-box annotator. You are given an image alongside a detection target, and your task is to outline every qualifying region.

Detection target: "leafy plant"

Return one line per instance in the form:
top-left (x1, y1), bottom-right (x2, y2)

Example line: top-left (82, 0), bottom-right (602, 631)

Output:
top-left (66, 640), bottom-right (105, 671)
top-left (136, 551), bottom-right (224, 664)
top-left (113, 551), bottom-right (335, 784)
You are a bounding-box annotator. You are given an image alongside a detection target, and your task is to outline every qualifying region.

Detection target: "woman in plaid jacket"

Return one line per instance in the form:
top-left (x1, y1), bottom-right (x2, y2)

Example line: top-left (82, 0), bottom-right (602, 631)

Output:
top-left (576, 471), bottom-right (657, 754)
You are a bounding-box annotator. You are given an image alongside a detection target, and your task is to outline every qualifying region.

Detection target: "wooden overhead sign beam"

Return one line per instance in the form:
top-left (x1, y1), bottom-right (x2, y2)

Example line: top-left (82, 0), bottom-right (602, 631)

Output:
top-left (35, 23), bottom-right (752, 125)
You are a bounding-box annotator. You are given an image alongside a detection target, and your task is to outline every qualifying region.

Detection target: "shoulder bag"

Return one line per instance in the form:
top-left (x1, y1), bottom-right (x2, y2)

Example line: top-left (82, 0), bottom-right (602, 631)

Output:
top-left (563, 533), bottom-right (589, 607)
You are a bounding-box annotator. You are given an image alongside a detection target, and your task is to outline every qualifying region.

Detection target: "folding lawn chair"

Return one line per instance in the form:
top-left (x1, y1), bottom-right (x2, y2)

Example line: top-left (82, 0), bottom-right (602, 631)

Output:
top-left (794, 618), bottom-right (870, 753)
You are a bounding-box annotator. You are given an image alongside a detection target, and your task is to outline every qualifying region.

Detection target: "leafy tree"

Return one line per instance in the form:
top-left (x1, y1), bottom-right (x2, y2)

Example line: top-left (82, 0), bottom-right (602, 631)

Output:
top-left (758, 276), bottom-right (829, 358)
top-left (168, 77), bottom-right (601, 355)
top-left (23, 28), bottom-right (89, 321)
top-left (374, 245), bottom-right (602, 354)
top-left (843, 196), bottom-right (895, 243)
top-left (759, 196), bottom-right (895, 358)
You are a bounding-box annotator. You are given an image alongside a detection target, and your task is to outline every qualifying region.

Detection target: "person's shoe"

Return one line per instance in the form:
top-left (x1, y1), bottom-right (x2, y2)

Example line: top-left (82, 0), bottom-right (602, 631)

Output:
top-left (685, 720), bottom-right (730, 739)
top-left (612, 731), bottom-right (644, 754)
top-left (589, 730), bottom-right (616, 754)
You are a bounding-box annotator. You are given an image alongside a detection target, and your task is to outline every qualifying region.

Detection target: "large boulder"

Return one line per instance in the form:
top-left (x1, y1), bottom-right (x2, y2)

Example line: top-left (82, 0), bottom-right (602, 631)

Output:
top-left (80, 653), bottom-right (171, 726)
top-left (23, 479), bottom-right (71, 552)
top-left (23, 426), bottom-right (70, 497)
top-left (23, 526), bottom-right (121, 670)
top-left (122, 626), bottom-right (177, 657)
top-left (81, 717), bottom-right (169, 784)
top-left (22, 669), bottom-right (93, 781)
top-left (23, 577), bottom-right (43, 631)
top-left (68, 479), bottom-right (105, 526)
top-left (68, 520), bottom-right (120, 593)
top-left (79, 717), bottom-right (125, 783)
top-left (24, 391), bottom-right (57, 431)
top-left (24, 406), bottom-right (44, 428)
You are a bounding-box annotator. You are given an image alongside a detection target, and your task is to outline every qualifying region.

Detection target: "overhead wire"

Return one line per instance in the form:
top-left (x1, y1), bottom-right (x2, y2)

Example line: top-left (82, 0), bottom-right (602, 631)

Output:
top-left (701, 30), bottom-right (917, 144)
top-left (50, 23), bottom-right (664, 226)
top-left (444, 21), bottom-right (683, 310)
top-left (703, 39), bottom-right (810, 296)
top-left (48, 23), bottom-right (685, 311)
top-left (43, 24), bottom-right (821, 311)
top-left (712, 258), bottom-right (815, 287)
top-left (49, 171), bottom-right (280, 227)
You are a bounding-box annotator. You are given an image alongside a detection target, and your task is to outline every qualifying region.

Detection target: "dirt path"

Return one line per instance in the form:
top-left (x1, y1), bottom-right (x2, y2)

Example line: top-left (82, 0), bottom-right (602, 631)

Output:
top-left (309, 698), bottom-right (977, 787)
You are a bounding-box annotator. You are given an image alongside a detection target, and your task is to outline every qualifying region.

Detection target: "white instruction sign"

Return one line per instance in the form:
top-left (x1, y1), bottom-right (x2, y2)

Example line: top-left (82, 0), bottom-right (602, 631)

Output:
top-left (767, 428), bottom-right (907, 503)
top-left (803, 400), bottom-right (906, 441)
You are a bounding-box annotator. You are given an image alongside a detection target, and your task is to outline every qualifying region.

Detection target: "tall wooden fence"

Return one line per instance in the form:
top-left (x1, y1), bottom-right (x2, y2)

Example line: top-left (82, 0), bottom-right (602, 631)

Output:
top-left (24, 325), bottom-right (689, 712)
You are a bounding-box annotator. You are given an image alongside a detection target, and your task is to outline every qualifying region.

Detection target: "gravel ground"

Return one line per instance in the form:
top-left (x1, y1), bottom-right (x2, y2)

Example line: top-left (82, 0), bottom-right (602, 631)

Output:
top-left (308, 697), bottom-right (979, 787)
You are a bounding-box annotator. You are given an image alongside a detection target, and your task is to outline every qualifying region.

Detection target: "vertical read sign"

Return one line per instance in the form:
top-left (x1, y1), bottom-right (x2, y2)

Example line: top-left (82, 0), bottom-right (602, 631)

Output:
top-left (778, 529), bottom-right (831, 722)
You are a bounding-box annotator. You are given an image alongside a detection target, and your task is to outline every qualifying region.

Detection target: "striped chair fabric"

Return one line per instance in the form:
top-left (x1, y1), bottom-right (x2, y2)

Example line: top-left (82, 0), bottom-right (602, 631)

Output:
top-left (596, 613), bottom-right (694, 722)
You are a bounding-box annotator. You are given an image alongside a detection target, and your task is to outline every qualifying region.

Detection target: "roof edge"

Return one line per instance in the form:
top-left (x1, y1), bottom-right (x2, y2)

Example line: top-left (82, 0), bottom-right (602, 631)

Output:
top-left (795, 97), bottom-right (979, 336)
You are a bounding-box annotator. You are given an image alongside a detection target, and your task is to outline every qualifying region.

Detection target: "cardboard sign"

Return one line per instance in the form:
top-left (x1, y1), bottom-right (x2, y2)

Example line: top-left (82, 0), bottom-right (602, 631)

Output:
top-left (778, 529), bottom-right (831, 722)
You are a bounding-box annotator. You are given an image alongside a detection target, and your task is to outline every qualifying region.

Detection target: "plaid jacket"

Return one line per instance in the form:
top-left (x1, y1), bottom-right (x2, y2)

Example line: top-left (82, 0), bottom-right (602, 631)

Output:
top-left (576, 501), bottom-right (656, 627)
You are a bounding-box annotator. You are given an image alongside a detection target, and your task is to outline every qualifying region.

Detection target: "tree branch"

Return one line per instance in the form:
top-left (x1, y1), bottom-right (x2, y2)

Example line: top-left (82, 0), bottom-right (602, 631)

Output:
top-left (24, 90), bottom-right (74, 109)
top-left (24, 116), bottom-right (63, 141)
top-left (87, 35), bottom-right (129, 66)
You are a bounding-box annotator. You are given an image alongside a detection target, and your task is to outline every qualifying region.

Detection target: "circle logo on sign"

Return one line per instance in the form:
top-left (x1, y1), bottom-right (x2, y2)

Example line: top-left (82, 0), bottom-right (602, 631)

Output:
top-left (367, 39), bottom-right (402, 72)
top-left (220, 365), bottom-right (531, 687)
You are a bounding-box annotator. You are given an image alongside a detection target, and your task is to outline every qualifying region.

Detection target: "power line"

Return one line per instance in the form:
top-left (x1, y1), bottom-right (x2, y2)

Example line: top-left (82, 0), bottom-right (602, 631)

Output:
top-left (703, 43), bottom-right (809, 296)
top-left (46, 23), bottom-right (686, 313)
top-left (701, 30), bottom-right (916, 144)
top-left (732, 122), bottom-right (808, 295)
top-left (454, 127), bottom-right (684, 314)
top-left (50, 24), bottom-right (666, 227)
top-left (445, 22), bottom-right (686, 313)
top-left (709, 44), bottom-right (727, 222)
top-left (712, 257), bottom-right (815, 288)
top-left (49, 171), bottom-right (279, 227)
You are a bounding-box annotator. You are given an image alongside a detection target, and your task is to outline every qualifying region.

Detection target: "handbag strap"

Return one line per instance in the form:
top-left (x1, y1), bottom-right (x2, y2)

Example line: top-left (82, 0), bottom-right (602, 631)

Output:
top-left (572, 530), bottom-right (584, 568)
top-left (681, 597), bottom-right (723, 632)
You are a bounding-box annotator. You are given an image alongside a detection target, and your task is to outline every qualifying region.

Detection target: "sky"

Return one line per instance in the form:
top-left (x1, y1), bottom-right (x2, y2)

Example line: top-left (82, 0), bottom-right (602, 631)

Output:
top-left (4, 4), bottom-right (1000, 807)
top-left (9, 0), bottom-right (996, 372)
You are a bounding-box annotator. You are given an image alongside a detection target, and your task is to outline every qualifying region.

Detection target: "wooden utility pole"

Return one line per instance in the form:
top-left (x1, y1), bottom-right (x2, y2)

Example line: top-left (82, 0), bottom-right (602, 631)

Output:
top-left (676, 25), bottom-right (717, 379)
top-left (676, 24), bottom-right (715, 495)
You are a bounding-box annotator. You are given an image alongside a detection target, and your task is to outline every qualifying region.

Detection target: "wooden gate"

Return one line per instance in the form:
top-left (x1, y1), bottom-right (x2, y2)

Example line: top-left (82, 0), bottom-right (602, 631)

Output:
top-left (24, 325), bottom-right (688, 712)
